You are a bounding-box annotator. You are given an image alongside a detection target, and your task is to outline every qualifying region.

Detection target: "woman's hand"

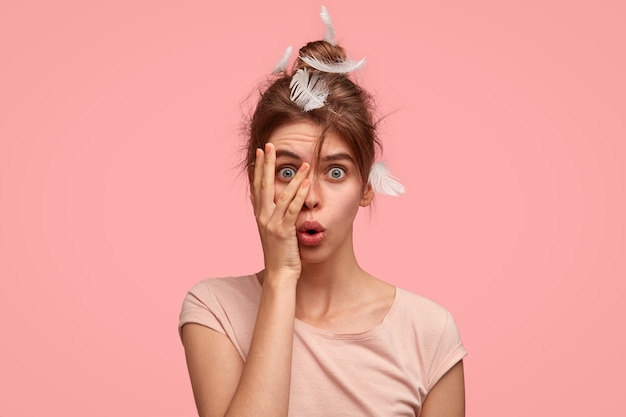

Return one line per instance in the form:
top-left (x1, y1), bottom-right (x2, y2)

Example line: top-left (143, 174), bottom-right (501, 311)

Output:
top-left (184, 144), bottom-right (307, 417)
top-left (252, 143), bottom-right (310, 280)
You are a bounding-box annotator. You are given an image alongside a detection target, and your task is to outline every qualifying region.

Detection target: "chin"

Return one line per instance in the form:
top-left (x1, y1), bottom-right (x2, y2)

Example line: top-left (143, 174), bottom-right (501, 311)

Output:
top-left (298, 247), bottom-right (330, 265)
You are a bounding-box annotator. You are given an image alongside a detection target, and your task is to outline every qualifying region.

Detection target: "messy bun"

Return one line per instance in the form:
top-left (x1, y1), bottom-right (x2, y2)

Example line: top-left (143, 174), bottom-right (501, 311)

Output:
top-left (293, 41), bottom-right (348, 73)
top-left (243, 39), bottom-right (381, 187)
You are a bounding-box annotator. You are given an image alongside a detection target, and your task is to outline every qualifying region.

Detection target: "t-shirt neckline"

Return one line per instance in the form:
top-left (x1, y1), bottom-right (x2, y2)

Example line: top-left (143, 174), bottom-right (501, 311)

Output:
top-left (249, 274), bottom-right (400, 340)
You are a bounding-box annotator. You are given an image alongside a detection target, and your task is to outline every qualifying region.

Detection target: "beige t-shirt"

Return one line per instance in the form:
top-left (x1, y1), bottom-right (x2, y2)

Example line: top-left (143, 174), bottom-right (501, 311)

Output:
top-left (179, 275), bottom-right (467, 416)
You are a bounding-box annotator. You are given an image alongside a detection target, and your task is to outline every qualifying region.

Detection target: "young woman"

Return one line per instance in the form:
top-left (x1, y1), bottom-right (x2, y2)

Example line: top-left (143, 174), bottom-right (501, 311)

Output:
top-left (179, 8), bottom-right (466, 417)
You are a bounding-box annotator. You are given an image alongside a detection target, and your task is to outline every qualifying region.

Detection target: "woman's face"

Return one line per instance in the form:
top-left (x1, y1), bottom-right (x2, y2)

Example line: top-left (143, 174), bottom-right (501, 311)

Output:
top-left (267, 121), bottom-right (374, 264)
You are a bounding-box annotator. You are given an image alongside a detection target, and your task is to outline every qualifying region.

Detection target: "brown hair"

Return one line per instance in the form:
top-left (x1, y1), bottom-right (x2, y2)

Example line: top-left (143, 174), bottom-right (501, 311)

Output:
top-left (242, 40), bottom-right (381, 186)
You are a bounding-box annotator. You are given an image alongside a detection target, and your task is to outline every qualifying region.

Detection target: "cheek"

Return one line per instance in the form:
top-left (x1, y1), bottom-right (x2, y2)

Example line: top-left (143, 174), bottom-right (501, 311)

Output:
top-left (330, 187), bottom-right (363, 211)
top-left (273, 182), bottom-right (287, 203)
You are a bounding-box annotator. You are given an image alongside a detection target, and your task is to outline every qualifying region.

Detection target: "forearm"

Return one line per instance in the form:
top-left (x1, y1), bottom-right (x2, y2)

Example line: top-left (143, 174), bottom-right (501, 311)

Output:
top-left (225, 276), bottom-right (297, 417)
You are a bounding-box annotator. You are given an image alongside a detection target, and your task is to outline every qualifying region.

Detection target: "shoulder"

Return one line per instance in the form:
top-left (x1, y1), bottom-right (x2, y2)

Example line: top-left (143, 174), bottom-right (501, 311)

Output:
top-left (392, 287), bottom-right (464, 350)
top-left (187, 274), bottom-right (260, 300)
top-left (395, 287), bottom-right (453, 326)
top-left (392, 287), bottom-right (467, 389)
top-left (179, 274), bottom-right (261, 341)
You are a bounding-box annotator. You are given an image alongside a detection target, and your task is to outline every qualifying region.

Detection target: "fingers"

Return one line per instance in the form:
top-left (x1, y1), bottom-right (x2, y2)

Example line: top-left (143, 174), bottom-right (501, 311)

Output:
top-left (252, 147), bottom-right (264, 216)
top-left (252, 143), bottom-right (310, 224)
top-left (261, 143), bottom-right (277, 216)
top-left (273, 162), bottom-right (310, 220)
top-left (252, 143), bottom-right (277, 217)
top-left (283, 178), bottom-right (310, 225)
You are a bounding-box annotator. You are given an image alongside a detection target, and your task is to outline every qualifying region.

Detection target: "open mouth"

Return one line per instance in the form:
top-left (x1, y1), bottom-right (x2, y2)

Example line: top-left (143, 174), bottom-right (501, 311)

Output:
top-left (297, 221), bottom-right (325, 246)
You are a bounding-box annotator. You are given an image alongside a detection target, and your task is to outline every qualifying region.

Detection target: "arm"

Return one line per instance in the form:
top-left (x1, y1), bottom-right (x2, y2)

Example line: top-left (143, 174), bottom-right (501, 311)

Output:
top-left (182, 324), bottom-right (243, 417)
top-left (420, 360), bottom-right (465, 417)
top-left (182, 143), bottom-right (310, 417)
top-left (182, 279), bottom-right (297, 417)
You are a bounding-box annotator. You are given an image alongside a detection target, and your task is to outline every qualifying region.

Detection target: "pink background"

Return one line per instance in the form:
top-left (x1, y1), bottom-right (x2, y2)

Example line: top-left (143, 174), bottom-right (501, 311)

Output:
top-left (1, 0), bottom-right (624, 415)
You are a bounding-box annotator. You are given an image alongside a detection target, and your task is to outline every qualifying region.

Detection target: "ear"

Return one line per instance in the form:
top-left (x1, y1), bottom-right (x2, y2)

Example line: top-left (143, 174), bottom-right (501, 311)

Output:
top-left (359, 183), bottom-right (375, 207)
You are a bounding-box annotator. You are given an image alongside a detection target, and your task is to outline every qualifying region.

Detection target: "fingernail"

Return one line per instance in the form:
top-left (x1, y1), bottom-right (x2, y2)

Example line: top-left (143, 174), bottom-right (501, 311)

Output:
top-left (256, 148), bottom-right (261, 158)
top-left (302, 179), bottom-right (310, 187)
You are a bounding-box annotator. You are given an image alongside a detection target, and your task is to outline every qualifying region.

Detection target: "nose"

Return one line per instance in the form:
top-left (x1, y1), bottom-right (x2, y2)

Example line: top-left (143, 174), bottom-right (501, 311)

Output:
top-left (303, 177), bottom-right (320, 209)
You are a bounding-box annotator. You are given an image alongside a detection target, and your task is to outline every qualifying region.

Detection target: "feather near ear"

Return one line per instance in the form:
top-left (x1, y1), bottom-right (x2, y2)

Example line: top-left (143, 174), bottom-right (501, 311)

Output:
top-left (320, 6), bottom-right (336, 45)
top-left (290, 68), bottom-right (329, 111)
top-left (368, 161), bottom-right (406, 196)
top-left (272, 45), bottom-right (292, 74)
top-left (300, 56), bottom-right (366, 73)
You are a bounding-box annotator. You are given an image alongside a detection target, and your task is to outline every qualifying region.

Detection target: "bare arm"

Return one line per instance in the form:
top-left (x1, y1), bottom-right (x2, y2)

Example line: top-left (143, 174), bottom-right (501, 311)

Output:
top-left (420, 360), bottom-right (465, 417)
top-left (182, 143), bottom-right (310, 417)
top-left (182, 279), bottom-right (297, 417)
top-left (182, 324), bottom-right (243, 417)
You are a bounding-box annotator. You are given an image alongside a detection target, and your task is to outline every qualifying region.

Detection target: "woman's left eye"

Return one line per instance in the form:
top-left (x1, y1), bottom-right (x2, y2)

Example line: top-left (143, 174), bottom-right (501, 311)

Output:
top-left (327, 167), bottom-right (346, 180)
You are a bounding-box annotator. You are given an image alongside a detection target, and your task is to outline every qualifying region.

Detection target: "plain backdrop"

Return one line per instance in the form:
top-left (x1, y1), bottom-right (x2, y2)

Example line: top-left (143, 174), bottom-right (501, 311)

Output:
top-left (1, 0), bottom-right (625, 416)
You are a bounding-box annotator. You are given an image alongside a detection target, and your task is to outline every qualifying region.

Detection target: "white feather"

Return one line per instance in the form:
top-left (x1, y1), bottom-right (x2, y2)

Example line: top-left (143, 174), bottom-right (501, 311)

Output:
top-left (320, 6), bottom-right (336, 45)
top-left (272, 45), bottom-right (292, 74)
top-left (368, 161), bottom-right (406, 196)
top-left (289, 68), bottom-right (329, 111)
top-left (300, 55), bottom-right (366, 73)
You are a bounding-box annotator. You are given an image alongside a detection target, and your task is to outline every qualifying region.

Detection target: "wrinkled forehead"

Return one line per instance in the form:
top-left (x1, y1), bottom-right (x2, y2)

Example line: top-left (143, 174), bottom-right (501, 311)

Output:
top-left (268, 121), bottom-right (354, 161)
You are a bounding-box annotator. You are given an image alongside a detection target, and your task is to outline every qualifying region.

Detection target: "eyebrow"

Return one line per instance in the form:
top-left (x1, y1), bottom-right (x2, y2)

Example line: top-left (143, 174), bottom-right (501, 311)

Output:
top-left (275, 149), bottom-right (302, 160)
top-left (275, 149), bottom-right (356, 164)
top-left (322, 152), bottom-right (355, 164)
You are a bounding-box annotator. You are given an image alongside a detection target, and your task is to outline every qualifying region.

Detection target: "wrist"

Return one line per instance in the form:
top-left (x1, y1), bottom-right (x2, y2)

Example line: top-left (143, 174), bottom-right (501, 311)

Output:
top-left (258, 269), bottom-right (299, 289)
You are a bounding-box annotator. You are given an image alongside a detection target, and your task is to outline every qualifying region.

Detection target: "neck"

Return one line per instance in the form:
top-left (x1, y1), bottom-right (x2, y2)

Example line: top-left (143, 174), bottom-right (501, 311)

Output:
top-left (295, 245), bottom-right (374, 316)
top-left (298, 256), bottom-right (363, 288)
top-left (298, 229), bottom-right (361, 288)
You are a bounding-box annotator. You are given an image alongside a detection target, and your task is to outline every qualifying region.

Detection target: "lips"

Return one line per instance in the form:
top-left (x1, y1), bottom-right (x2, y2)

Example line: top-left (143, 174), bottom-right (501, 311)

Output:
top-left (297, 221), bottom-right (326, 246)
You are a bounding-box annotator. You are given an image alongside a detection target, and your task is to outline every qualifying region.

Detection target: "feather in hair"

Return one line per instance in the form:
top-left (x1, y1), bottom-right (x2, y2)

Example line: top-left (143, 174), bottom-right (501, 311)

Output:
top-left (320, 6), bottom-right (336, 45)
top-left (300, 55), bottom-right (366, 73)
top-left (290, 68), bottom-right (329, 111)
top-left (368, 161), bottom-right (406, 196)
top-left (272, 45), bottom-right (292, 74)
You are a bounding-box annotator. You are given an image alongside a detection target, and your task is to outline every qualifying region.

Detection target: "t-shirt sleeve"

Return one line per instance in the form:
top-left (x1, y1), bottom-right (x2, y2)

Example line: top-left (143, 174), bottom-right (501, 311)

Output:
top-left (178, 281), bottom-right (226, 341)
top-left (426, 310), bottom-right (467, 391)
